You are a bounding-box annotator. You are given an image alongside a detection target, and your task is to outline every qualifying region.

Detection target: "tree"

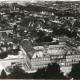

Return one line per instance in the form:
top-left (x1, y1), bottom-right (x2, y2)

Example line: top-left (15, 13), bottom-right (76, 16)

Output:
top-left (13, 25), bottom-right (17, 33)
top-left (17, 45), bottom-right (20, 51)
top-left (0, 52), bottom-right (8, 59)
top-left (19, 28), bottom-right (24, 37)
top-left (1, 43), bottom-right (4, 47)
top-left (0, 69), bottom-right (7, 79)
top-left (8, 66), bottom-right (28, 79)
top-left (73, 20), bottom-right (80, 28)
top-left (68, 62), bottom-right (80, 79)
top-left (35, 36), bottom-right (53, 43)
top-left (33, 63), bottom-right (66, 79)
top-left (43, 36), bottom-right (53, 42)
top-left (33, 68), bottom-right (46, 79)
top-left (44, 63), bottom-right (66, 79)
top-left (37, 30), bottom-right (45, 38)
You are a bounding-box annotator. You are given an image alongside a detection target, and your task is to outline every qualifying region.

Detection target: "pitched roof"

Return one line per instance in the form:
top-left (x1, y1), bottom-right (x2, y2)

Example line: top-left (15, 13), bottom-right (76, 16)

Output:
top-left (3, 37), bottom-right (12, 42)
top-left (21, 40), bottom-right (35, 59)
top-left (66, 38), bottom-right (80, 47)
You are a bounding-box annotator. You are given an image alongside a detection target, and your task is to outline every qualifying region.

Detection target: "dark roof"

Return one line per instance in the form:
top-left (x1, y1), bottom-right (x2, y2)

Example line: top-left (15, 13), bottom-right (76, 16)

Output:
top-left (2, 32), bottom-right (7, 37)
top-left (4, 37), bottom-right (12, 42)
top-left (21, 40), bottom-right (35, 59)
top-left (66, 38), bottom-right (80, 47)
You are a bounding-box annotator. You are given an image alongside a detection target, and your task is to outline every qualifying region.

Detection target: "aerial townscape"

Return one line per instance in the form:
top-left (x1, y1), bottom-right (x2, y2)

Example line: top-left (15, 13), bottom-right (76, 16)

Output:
top-left (0, 0), bottom-right (80, 79)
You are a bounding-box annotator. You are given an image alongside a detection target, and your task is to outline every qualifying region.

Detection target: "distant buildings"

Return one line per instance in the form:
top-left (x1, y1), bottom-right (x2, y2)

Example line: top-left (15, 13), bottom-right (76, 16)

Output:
top-left (0, 1), bottom-right (80, 75)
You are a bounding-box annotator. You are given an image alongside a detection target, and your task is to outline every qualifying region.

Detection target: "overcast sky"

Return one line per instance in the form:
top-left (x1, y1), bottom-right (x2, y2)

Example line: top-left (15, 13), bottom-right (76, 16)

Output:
top-left (0, 0), bottom-right (79, 1)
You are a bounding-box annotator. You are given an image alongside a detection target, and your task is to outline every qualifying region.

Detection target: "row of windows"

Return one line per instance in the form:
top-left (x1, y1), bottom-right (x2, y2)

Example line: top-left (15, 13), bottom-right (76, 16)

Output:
top-left (32, 58), bottom-right (50, 61)
top-left (51, 56), bottom-right (64, 59)
top-left (32, 65), bottom-right (47, 69)
top-left (32, 61), bottom-right (50, 65)
top-left (55, 58), bottom-right (80, 63)
top-left (54, 59), bottom-right (64, 63)
top-left (66, 59), bottom-right (80, 62)
top-left (60, 61), bottom-right (80, 67)
top-left (32, 55), bottom-right (80, 62)
top-left (48, 48), bottom-right (64, 50)
top-left (60, 62), bottom-right (76, 67)
top-left (66, 55), bottom-right (80, 58)
top-left (65, 62), bottom-right (79, 66)
top-left (49, 45), bottom-right (65, 48)
top-left (52, 59), bottom-right (80, 64)
top-left (72, 59), bottom-right (80, 62)
top-left (32, 61), bottom-right (80, 68)
top-left (61, 63), bottom-right (72, 66)
top-left (51, 55), bottom-right (80, 59)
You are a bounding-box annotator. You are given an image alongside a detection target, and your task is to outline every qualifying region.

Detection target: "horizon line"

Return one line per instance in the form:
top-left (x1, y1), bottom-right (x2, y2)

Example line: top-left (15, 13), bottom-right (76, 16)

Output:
top-left (1, 0), bottom-right (80, 2)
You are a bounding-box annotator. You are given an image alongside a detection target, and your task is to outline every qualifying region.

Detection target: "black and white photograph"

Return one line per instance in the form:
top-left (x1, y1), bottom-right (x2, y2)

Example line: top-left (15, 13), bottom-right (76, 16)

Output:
top-left (0, 0), bottom-right (79, 79)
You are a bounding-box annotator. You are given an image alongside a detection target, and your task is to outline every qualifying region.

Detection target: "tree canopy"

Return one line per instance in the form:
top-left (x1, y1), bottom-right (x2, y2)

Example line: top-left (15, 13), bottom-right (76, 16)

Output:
top-left (33, 63), bottom-right (67, 79)
top-left (8, 66), bottom-right (28, 79)
top-left (68, 62), bottom-right (80, 79)
top-left (0, 69), bottom-right (7, 79)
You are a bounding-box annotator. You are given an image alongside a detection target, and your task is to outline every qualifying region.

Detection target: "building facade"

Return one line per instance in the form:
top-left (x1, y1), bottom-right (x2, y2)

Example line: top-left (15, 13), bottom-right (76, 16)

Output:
top-left (20, 38), bottom-right (80, 70)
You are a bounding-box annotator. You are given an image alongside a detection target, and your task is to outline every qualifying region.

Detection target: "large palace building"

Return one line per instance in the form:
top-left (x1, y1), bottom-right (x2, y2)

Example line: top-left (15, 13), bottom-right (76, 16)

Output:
top-left (20, 38), bottom-right (80, 70)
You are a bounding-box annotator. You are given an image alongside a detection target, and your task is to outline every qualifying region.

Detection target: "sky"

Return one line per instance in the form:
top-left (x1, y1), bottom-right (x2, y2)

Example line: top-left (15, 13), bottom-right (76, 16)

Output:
top-left (0, 0), bottom-right (80, 2)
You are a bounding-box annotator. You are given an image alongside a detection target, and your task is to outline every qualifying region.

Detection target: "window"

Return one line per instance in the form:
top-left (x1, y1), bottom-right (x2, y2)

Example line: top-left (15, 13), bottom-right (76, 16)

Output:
top-left (76, 55), bottom-right (78, 57)
top-left (46, 58), bottom-right (48, 60)
top-left (43, 58), bottom-right (45, 60)
top-left (60, 60), bottom-right (62, 62)
top-left (52, 57), bottom-right (53, 59)
top-left (66, 63), bottom-right (68, 66)
top-left (36, 59), bottom-right (37, 61)
top-left (54, 56), bottom-right (55, 58)
top-left (72, 59), bottom-right (75, 62)
top-left (33, 59), bottom-right (34, 61)
top-left (68, 56), bottom-right (70, 58)
top-left (77, 55), bottom-right (79, 57)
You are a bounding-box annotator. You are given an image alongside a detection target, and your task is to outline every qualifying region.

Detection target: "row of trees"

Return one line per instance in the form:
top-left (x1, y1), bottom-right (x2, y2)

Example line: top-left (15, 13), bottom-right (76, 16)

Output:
top-left (33, 63), bottom-right (66, 79)
top-left (34, 28), bottom-right (77, 43)
top-left (0, 63), bottom-right (66, 79)
top-left (1, 62), bottom-right (80, 79)
top-left (68, 62), bottom-right (80, 79)
top-left (52, 28), bottom-right (77, 38)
